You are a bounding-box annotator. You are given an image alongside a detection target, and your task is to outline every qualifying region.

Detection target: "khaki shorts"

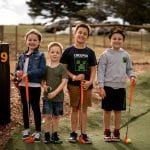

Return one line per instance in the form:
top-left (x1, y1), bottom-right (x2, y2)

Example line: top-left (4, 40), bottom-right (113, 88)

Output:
top-left (67, 84), bottom-right (92, 108)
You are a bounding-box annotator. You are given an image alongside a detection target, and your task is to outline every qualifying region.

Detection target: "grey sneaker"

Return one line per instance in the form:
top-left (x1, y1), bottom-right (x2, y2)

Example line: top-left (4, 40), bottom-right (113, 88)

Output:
top-left (22, 130), bottom-right (30, 140)
top-left (32, 132), bottom-right (41, 143)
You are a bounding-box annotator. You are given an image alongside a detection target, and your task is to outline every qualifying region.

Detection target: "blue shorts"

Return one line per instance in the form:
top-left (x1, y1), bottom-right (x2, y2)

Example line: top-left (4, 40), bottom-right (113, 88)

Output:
top-left (42, 98), bottom-right (63, 116)
top-left (101, 86), bottom-right (126, 111)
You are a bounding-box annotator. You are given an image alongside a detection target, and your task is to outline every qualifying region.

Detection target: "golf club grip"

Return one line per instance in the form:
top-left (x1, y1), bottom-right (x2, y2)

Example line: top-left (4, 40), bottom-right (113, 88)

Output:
top-left (129, 80), bottom-right (135, 106)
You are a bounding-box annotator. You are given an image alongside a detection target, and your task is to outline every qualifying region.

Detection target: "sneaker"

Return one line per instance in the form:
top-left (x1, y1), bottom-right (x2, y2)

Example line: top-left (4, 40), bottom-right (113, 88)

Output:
top-left (68, 132), bottom-right (78, 143)
top-left (22, 129), bottom-right (30, 140)
top-left (44, 132), bottom-right (51, 144)
top-left (112, 129), bottom-right (120, 142)
top-left (104, 129), bottom-right (112, 142)
top-left (79, 134), bottom-right (92, 144)
top-left (52, 132), bottom-right (63, 144)
top-left (32, 132), bottom-right (41, 143)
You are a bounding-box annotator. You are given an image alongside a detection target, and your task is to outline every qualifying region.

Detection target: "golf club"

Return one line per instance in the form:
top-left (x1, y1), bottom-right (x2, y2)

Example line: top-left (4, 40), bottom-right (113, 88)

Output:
top-left (24, 76), bottom-right (35, 143)
top-left (124, 79), bottom-right (135, 144)
top-left (79, 74), bottom-right (85, 144)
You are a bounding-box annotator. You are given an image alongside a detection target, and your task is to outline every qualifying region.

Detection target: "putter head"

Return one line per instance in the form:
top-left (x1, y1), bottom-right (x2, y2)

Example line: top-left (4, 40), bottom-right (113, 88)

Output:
top-left (79, 135), bottom-right (92, 144)
top-left (125, 137), bottom-right (131, 144)
top-left (79, 135), bottom-right (86, 144)
top-left (24, 136), bottom-right (35, 143)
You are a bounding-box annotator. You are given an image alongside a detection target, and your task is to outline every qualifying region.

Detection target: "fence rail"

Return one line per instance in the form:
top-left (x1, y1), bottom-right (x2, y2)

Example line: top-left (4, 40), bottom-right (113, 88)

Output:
top-left (0, 24), bottom-right (150, 60)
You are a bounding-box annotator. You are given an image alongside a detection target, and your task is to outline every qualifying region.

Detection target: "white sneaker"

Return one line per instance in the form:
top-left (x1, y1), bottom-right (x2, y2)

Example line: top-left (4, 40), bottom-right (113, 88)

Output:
top-left (32, 132), bottom-right (41, 143)
top-left (22, 129), bottom-right (30, 140)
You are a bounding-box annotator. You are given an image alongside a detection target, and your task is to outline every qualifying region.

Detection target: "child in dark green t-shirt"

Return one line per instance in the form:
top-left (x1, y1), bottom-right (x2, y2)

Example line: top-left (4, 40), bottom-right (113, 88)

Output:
top-left (42, 42), bottom-right (68, 144)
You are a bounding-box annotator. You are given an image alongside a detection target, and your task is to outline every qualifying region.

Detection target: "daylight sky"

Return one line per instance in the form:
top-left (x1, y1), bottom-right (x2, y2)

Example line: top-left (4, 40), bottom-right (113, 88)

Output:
top-left (0, 0), bottom-right (47, 25)
top-left (0, 0), bottom-right (125, 25)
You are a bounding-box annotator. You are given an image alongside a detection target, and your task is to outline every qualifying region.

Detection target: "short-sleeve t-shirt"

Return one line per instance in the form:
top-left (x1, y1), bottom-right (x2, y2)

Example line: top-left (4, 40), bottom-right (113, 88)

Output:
top-left (60, 45), bottom-right (97, 86)
top-left (43, 63), bottom-right (68, 102)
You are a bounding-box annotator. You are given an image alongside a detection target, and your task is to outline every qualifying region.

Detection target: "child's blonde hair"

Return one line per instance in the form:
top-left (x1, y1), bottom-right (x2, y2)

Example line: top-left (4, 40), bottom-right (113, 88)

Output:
top-left (48, 42), bottom-right (63, 53)
top-left (25, 29), bottom-right (42, 41)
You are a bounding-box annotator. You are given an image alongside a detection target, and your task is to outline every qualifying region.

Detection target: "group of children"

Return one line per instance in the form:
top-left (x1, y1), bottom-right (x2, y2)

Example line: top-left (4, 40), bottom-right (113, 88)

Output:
top-left (15, 23), bottom-right (136, 144)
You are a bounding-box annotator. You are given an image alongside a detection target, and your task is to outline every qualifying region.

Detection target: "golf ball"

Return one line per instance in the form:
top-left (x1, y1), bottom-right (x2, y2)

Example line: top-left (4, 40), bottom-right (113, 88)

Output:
top-left (126, 138), bottom-right (132, 144)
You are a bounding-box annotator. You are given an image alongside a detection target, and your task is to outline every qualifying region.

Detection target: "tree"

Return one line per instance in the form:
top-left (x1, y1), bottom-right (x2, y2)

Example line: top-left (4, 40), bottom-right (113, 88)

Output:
top-left (78, 0), bottom-right (107, 22)
top-left (26, 0), bottom-right (90, 44)
top-left (26, 0), bottom-right (150, 25)
top-left (104, 0), bottom-right (150, 25)
top-left (26, 0), bottom-right (89, 21)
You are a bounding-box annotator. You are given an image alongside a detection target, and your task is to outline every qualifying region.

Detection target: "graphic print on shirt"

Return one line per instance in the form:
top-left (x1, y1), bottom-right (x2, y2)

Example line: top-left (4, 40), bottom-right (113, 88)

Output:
top-left (74, 54), bottom-right (88, 72)
top-left (122, 57), bottom-right (127, 63)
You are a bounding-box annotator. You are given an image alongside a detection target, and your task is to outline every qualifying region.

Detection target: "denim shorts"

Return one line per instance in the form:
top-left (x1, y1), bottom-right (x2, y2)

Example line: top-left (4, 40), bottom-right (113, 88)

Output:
top-left (42, 98), bottom-right (63, 116)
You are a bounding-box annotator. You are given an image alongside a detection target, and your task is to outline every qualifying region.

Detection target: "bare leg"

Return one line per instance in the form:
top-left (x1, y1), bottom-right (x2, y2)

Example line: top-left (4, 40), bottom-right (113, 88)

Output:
top-left (79, 107), bottom-right (87, 134)
top-left (114, 111), bottom-right (121, 129)
top-left (43, 115), bottom-right (52, 132)
top-left (52, 116), bottom-right (59, 133)
top-left (103, 110), bottom-right (111, 130)
top-left (71, 107), bottom-right (79, 132)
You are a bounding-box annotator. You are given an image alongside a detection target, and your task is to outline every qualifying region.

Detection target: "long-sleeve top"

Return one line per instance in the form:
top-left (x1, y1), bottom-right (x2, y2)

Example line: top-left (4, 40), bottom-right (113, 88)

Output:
top-left (97, 48), bottom-right (136, 89)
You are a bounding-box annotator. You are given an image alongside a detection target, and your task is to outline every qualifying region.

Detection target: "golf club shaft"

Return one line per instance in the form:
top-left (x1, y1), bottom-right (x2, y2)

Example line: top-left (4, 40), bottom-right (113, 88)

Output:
top-left (80, 82), bottom-right (84, 134)
top-left (125, 80), bottom-right (135, 140)
top-left (25, 76), bottom-right (30, 119)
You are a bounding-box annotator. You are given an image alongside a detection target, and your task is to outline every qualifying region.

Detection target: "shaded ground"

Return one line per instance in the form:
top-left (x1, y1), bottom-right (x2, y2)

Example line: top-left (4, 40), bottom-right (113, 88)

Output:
top-left (0, 63), bottom-right (150, 150)
top-left (4, 107), bottom-right (150, 150)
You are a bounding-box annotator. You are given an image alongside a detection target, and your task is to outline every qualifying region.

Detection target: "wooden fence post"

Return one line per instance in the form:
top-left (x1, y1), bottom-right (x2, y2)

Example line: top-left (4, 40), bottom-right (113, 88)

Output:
top-left (0, 43), bottom-right (10, 125)
top-left (0, 26), bottom-right (4, 42)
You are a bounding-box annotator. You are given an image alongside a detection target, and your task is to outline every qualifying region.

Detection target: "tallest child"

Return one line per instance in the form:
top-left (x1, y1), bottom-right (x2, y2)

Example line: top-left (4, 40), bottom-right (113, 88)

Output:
top-left (60, 23), bottom-right (97, 144)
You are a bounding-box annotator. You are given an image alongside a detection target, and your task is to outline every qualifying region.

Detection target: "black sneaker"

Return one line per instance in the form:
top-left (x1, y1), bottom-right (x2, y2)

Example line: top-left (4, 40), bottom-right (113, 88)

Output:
top-left (68, 132), bottom-right (78, 143)
top-left (104, 129), bottom-right (112, 142)
top-left (79, 134), bottom-right (92, 144)
top-left (52, 132), bottom-right (63, 144)
top-left (44, 132), bottom-right (51, 144)
top-left (112, 129), bottom-right (120, 142)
